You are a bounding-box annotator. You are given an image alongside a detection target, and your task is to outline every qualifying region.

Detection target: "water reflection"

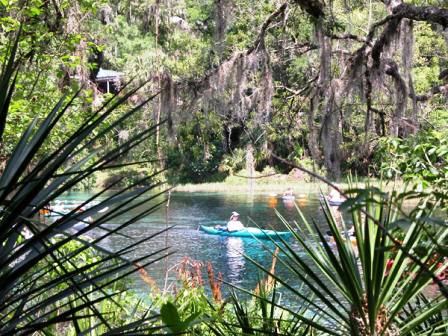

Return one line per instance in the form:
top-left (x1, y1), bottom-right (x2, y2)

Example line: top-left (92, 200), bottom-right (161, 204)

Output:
top-left (297, 196), bottom-right (307, 207)
top-left (226, 237), bottom-right (245, 282)
top-left (268, 197), bottom-right (278, 208)
top-left (282, 199), bottom-right (295, 210)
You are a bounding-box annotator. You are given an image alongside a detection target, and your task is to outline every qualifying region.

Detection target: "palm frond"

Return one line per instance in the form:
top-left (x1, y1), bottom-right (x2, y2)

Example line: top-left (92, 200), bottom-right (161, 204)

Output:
top-left (0, 31), bottom-right (169, 335)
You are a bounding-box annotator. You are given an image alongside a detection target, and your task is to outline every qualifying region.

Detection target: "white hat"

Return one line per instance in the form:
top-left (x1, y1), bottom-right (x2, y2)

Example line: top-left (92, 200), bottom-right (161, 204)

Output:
top-left (230, 211), bottom-right (239, 220)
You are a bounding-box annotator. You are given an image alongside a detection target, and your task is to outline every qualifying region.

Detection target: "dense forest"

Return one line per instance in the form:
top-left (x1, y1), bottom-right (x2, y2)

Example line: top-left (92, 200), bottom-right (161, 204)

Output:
top-left (1, 0), bottom-right (447, 186)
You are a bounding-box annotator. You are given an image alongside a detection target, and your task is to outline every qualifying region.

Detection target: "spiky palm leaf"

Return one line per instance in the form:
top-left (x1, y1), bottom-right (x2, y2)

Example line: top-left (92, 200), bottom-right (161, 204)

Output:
top-left (0, 32), bottom-right (170, 335)
top-left (242, 186), bottom-right (448, 336)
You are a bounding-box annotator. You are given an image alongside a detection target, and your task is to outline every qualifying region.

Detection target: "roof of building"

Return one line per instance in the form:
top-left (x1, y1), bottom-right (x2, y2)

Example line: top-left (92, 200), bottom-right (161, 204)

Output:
top-left (96, 68), bottom-right (124, 80)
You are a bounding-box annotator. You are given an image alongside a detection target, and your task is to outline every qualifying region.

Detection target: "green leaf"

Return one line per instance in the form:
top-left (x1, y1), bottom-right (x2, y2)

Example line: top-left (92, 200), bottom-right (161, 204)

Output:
top-left (161, 302), bottom-right (183, 333)
top-left (29, 7), bottom-right (41, 15)
top-left (390, 219), bottom-right (412, 230)
top-left (338, 198), bottom-right (357, 211)
top-left (419, 216), bottom-right (447, 227)
top-left (182, 311), bottom-right (201, 330)
top-left (429, 167), bottom-right (440, 176)
top-left (375, 245), bottom-right (396, 253)
top-left (414, 246), bottom-right (428, 258)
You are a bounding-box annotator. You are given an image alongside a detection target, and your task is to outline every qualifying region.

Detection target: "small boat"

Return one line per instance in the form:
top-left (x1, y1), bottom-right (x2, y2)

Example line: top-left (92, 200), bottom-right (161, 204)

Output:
top-left (45, 200), bottom-right (109, 217)
top-left (329, 234), bottom-right (357, 247)
top-left (319, 195), bottom-right (345, 206)
top-left (328, 199), bottom-right (344, 206)
top-left (200, 225), bottom-right (292, 239)
top-left (282, 195), bottom-right (295, 200)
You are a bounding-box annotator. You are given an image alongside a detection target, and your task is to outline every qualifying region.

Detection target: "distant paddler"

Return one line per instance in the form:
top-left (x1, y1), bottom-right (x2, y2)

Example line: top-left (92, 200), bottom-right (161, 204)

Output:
top-left (282, 187), bottom-right (295, 200)
top-left (51, 200), bottom-right (65, 215)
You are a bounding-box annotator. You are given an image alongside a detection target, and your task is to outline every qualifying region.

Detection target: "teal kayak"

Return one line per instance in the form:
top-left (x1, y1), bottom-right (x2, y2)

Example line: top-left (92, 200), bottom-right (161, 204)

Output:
top-left (282, 195), bottom-right (295, 200)
top-left (200, 225), bottom-right (292, 239)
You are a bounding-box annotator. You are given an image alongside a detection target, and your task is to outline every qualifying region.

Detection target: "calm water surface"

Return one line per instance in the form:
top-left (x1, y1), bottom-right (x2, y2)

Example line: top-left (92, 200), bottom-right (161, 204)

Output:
top-left (59, 191), bottom-right (349, 300)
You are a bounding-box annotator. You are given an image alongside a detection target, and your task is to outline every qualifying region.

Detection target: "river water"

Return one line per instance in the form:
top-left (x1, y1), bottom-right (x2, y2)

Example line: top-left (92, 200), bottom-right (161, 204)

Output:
top-left (57, 191), bottom-right (351, 300)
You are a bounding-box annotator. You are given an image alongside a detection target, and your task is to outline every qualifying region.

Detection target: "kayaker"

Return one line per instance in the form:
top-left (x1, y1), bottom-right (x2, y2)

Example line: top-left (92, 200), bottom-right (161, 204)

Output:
top-left (226, 211), bottom-right (245, 232)
top-left (283, 187), bottom-right (294, 197)
top-left (328, 188), bottom-right (343, 203)
top-left (51, 200), bottom-right (65, 215)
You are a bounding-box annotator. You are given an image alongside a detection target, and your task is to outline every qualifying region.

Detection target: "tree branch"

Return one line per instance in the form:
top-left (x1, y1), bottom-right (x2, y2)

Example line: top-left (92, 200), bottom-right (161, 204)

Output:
top-left (410, 83), bottom-right (448, 101)
top-left (247, 1), bottom-right (291, 55)
top-left (371, 4), bottom-right (448, 68)
top-left (393, 3), bottom-right (448, 27)
top-left (331, 33), bottom-right (366, 43)
top-left (293, 0), bottom-right (325, 19)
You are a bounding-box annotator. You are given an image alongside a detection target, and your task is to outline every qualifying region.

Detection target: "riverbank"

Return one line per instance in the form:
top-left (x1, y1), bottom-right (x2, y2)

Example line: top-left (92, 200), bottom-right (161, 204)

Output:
top-left (171, 174), bottom-right (400, 194)
top-left (95, 168), bottom-right (405, 195)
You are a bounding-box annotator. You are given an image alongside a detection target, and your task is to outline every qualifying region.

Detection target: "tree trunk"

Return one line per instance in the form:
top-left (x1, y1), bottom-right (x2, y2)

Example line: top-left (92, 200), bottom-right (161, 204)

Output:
top-left (246, 144), bottom-right (255, 194)
top-left (315, 19), bottom-right (343, 179)
top-left (155, 0), bottom-right (163, 171)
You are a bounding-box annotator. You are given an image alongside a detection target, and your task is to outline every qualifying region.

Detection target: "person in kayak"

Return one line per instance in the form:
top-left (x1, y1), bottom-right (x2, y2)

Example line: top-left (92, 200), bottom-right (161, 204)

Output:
top-left (283, 187), bottom-right (294, 197)
top-left (226, 211), bottom-right (244, 232)
top-left (215, 211), bottom-right (245, 232)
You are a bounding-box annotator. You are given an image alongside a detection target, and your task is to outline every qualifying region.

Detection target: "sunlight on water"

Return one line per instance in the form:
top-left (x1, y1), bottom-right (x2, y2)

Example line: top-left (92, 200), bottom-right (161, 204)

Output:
top-left (53, 191), bottom-right (362, 301)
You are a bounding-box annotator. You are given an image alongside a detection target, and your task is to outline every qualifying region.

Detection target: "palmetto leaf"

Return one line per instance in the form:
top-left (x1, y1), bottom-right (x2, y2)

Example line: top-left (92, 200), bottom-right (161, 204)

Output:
top-left (0, 32), bottom-right (170, 335)
top-left (244, 185), bottom-right (448, 336)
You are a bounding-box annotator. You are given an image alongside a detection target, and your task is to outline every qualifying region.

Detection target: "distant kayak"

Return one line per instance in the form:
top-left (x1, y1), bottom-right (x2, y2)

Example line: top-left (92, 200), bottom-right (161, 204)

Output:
top-left (319, 195), bottom-right (345, 206)
top-left (329, 235), bottom-right (358, 247)
top-left (44, 201), bottom-right (108, 217)
top-left (282, 195), bottom-right (295, 200)
top-left (200, 225), bottom-right (292, 239)
top-left (328, 199), bottom-right (344, 206)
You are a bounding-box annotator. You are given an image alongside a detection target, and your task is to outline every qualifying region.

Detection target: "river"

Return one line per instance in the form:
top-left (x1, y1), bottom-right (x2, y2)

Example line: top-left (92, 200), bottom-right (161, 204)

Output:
top-left (56, 190), bottom-right (357, 301)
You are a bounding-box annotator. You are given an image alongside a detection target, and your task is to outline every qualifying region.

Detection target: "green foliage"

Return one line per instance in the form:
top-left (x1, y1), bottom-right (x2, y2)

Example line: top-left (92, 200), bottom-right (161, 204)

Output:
top-left (166, 112), bottom-right (226, 184)
top-left (100, 166), bottom-right (161, 189)
top-left (0, 31), bottom-right (167, 334)
top-left (142, 254), bottom-right (315, 335)
top-left (30, 239), bottom-right (147, 335)
top-left (161, 301), bottom-right (201, 333)
top-left (219, 148), bottom-right (246, 175)
top-left (243, 185), bottom-right (448, 335)
top-left (4, 0), bottom-right (448, 184)
top-left (376, 129), bottom-right (448, 210)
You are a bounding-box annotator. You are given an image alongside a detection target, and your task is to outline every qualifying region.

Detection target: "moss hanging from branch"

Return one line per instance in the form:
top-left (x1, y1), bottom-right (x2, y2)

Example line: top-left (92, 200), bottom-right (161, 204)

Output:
top-left (164, 1), bottom-right (288, 130)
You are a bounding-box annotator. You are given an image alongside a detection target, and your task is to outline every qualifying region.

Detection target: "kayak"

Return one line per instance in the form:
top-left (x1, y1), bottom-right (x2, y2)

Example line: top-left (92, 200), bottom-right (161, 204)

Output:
top-left (329, 235), bottom-right (357, 247)
top-left (319, 195), bottom-right (345, 206)
top-left (282, 195), bottom-right (295, 200)
top-left (200, 225), bottom-right (292, 239)
top-left (328, 199), bottom-right (344, 206)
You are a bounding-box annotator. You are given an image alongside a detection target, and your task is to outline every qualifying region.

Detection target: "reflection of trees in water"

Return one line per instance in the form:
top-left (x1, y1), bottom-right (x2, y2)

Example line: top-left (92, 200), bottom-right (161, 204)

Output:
top-left (226, 237), bottom-right (245, 282)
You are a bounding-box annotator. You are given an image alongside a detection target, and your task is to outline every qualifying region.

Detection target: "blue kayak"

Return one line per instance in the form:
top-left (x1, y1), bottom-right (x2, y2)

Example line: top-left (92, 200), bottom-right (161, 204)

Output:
top-left (200, 225), bottom-right (292, 239)
top-left (282, 195), bottom-right (295, 200)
